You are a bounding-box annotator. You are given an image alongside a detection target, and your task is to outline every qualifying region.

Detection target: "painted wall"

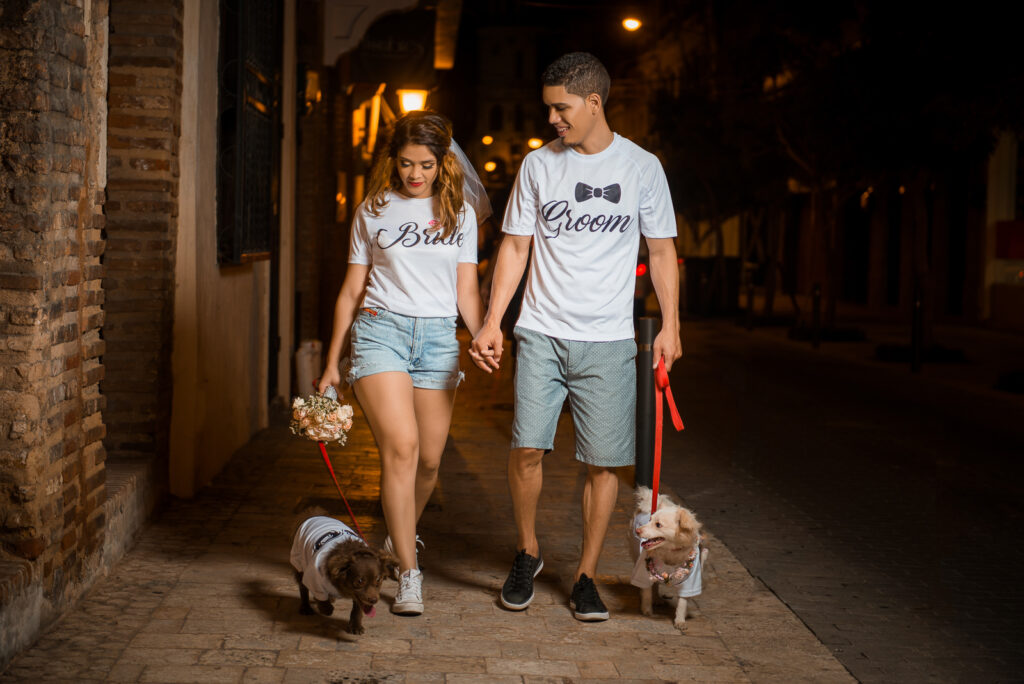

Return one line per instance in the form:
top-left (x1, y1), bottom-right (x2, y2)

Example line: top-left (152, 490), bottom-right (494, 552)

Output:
top-left (278, 0), bottom-right (297, 403)
top-left (170, 0), bottom-right (281, 497)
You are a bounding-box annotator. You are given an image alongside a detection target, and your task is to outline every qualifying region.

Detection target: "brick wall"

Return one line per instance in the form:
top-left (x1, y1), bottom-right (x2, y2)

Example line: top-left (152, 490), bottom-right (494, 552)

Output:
top-left (0, 0), bottom-right (109, 661)
top-left (101, 1), bottom-right (182, 465)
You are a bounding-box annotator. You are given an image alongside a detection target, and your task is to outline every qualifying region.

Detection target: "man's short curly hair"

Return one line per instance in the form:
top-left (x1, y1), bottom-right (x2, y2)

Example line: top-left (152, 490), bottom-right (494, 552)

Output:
top-left (541, 52), bottom-right (611, 105)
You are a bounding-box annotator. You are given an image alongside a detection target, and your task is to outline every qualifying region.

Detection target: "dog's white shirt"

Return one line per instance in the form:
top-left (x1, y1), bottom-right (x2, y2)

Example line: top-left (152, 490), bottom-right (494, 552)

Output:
top-left (290, 516), bottom-right (363, 601)
top-left (630, 511), bottom-right (704, 598)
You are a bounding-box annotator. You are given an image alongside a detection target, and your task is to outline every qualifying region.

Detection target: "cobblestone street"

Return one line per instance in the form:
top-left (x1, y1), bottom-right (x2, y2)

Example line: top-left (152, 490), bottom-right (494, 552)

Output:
top-left (1, 331), bottom-right (850, 683)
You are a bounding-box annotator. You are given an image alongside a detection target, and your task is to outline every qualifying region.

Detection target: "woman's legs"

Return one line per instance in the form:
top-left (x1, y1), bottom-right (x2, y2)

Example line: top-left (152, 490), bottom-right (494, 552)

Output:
top-left (354, 374), bottom-right (456, 574)
top-left (354, 372), bottom-right (420, 573)
top-left (411, 386), bottom-right (457, 521)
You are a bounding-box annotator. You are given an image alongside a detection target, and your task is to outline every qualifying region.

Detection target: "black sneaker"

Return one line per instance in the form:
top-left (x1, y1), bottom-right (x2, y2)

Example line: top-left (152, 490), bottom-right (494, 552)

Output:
top-left (500, 549), bottom-right (543, 610)
top-left (570, 573), bottom-right (609, 621)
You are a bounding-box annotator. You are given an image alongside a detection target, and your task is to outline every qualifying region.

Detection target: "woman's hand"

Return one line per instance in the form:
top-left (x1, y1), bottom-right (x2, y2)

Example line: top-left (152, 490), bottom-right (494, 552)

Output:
top-left (321, 264), bottom-right (370, 395)
top-left (317, 365), bottom-right (342, 395)
top-left (470, 322), bottom-right (504, 372)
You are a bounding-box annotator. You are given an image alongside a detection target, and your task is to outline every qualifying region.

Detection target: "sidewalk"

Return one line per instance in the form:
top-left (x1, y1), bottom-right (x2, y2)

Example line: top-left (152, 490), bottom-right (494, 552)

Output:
top-left (1, 337), bottom-right (852, 683)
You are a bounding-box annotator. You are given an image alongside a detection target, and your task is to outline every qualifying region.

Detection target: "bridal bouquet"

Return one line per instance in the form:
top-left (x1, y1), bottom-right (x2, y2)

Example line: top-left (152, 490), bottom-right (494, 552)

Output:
top-left (290, 390), bottom-right (354, 445)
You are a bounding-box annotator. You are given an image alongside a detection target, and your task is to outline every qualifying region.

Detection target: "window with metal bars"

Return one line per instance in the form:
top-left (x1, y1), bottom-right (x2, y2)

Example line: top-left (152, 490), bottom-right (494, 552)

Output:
top-left (216, 0), bottom-right (283, 264)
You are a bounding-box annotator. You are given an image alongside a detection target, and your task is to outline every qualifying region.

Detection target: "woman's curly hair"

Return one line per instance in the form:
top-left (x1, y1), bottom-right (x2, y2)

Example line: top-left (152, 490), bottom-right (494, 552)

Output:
top-left (364, 110), bottom-right (465, 239)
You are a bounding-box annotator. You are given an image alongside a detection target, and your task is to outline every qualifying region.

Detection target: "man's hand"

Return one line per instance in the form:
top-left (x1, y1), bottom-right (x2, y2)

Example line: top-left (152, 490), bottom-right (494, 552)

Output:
top-left (469, 322), bottom-right (504, 373)
top-left (645, 236), bottom-right (682, 371)
top-left (652, 325), bottom-right (682, 372)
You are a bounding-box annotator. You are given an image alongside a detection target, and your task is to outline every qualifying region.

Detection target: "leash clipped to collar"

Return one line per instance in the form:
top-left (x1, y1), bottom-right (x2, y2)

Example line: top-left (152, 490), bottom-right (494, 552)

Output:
top-left (652, 357), bottom-right (684, 516)
top-left (316, 383), bottom-right (365, 540)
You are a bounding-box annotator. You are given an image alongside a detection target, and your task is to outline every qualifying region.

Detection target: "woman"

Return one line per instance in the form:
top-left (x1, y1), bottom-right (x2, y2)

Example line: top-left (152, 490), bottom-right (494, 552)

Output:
top-left (318, 111), bottom-right (483, 616)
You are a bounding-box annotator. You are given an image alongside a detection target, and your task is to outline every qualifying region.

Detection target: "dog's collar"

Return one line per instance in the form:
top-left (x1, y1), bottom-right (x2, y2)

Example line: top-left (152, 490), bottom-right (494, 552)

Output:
top-left (313, 527), bottom-right (361, 553)
top-left (646, 536), bottom-right (702, 586)
top-left (313, 530), bottom-right (341, 552)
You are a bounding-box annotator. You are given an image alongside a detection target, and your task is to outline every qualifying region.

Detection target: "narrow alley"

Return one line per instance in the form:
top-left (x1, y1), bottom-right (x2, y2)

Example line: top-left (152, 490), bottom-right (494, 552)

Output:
top-left (0, 329), bottom-right (851, 683)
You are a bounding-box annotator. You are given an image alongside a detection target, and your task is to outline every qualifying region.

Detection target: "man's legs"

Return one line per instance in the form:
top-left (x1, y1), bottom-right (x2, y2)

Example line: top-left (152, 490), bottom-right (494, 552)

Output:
top-left (509, 447), bottom-right (545, 557)
top-left (577, 464), bottom-right (619, 580)
top-left (501, 328), bottom-right (563, 611)
top-left (565, 336), bottom-right (637, 620)
top-left (501, 447), bottom-right (546, 610)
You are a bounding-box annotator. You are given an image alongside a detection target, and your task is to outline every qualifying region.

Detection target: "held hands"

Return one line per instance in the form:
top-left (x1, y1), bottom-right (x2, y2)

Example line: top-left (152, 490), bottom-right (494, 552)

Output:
top-left (469, 323), bottom-right (503, 373)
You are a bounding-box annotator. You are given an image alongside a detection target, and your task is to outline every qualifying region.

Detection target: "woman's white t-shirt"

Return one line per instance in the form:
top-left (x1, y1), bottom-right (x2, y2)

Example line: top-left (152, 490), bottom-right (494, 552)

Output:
top-left (502, 133), bottom-right (676, 341)
top-left (349, 192), bottom-right (478, 318)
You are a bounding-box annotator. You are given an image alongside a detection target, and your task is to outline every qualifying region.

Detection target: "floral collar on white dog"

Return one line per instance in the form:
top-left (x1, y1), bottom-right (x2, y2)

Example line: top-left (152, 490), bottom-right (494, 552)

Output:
top-left (646, 536), bottom-right (703, 586)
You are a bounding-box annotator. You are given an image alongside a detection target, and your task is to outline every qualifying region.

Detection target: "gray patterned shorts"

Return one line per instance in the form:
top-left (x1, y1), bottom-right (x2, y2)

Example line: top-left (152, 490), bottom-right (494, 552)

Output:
top-left (511, 326), bottom-right (637, 467)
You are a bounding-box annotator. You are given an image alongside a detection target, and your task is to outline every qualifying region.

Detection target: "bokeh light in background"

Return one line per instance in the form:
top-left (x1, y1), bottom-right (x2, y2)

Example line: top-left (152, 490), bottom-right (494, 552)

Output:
top-left (397, 89), bottom-right (427, 114)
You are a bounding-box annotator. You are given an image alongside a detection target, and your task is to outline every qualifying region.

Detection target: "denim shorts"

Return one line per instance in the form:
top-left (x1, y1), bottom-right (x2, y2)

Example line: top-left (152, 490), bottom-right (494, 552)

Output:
top-left (512, 326), bottom-right (637, 467)
top-left (347, 307), bottom-right (463, 390)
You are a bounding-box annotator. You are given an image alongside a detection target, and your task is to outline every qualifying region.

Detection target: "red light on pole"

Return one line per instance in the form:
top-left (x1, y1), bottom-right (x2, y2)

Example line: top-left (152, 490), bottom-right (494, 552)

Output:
top-left (636, 263), bottom-right (647, 277)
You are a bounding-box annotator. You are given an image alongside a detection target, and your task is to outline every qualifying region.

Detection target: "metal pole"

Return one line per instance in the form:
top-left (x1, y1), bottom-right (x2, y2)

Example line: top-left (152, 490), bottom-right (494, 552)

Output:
top-left (745, 277), bottom-right (755, 331)
top-left (635, 317), bottom-right (658, 489)
top-left (911, 280), bottom-right (923, 373)
top-left (811, 283), bottom-right (822, 349)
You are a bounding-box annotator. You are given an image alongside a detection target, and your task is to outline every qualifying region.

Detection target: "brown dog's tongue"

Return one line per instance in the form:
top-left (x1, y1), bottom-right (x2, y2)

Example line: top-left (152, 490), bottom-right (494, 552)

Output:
top-left (363, 605), bottom-right (376, 617)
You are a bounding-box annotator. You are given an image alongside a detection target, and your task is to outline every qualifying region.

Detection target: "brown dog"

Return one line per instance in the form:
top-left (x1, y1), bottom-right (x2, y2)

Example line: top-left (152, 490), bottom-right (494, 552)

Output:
top-left (290, 507), bottom-right (397, 635)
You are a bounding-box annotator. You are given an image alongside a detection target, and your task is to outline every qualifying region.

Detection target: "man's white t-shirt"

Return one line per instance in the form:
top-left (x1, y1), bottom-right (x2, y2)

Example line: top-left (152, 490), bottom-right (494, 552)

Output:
top-left (349, 192), bottom-right (478, 318)
top-left (502, 133), bottom-right (676, 341)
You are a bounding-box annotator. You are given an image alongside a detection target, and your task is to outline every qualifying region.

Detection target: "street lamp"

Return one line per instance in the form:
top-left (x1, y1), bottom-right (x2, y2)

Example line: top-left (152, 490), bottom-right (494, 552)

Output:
top-left (622, 17), bottom-right (641, 31)
top-left (303, 69), bottom-right (322, 115)
top-left (482, 135), bottom-right (494, 145)
top-left (527, 138), bottom-right (543, 149)
top-left (484, 161), bottom-right (497, 172)
top-left (396, 89), bottom-right (428, 114)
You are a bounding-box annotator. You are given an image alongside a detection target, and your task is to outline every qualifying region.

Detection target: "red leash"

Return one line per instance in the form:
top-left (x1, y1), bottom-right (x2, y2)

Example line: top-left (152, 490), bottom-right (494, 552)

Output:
top-left (317, 440), bottom-right (365, 540)
top-left (311, 382), bottom-right (363, 539)
top-left (652, 357), bottom-right (685, 515)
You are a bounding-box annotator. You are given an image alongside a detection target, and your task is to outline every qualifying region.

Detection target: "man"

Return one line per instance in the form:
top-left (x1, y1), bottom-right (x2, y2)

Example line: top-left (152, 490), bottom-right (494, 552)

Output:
top-left (469, 52), bottom-right (682, 621)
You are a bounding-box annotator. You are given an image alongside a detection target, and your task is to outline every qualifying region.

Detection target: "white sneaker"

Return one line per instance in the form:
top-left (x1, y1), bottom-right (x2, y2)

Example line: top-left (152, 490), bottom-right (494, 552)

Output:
top-left (383, 534), bottom-right (425, 557)
top-left (382, 535), bottom-right (425, 579)
top-left (391, 568), bottom-right (424, 615)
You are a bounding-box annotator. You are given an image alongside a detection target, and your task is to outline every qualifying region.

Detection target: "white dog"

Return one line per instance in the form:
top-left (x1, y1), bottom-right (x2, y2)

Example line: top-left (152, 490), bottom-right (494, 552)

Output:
top-left (629, 486), bottom-right (708, 631)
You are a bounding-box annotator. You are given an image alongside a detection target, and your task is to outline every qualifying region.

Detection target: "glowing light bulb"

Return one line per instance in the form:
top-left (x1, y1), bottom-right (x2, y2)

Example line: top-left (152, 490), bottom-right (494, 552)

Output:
top-left (622, 18), bottom-right (641, 31)
top-left (396, 89), bottom-right (427, 114)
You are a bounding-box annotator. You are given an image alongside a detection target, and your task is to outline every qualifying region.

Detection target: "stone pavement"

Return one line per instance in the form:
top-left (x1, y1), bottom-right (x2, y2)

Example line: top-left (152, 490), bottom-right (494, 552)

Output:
top-left (1, 333), bottom-right (852, 684)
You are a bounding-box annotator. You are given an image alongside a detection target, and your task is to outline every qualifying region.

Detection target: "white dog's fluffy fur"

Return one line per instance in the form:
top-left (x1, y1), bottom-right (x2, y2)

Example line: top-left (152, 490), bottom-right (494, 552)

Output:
top-left (629, 486), bottom-right (708, 631)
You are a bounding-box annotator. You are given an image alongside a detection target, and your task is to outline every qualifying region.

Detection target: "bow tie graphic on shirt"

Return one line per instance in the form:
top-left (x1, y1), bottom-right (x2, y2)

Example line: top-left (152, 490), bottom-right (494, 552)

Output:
top-left (575, 182), bottom-right (621, 204)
